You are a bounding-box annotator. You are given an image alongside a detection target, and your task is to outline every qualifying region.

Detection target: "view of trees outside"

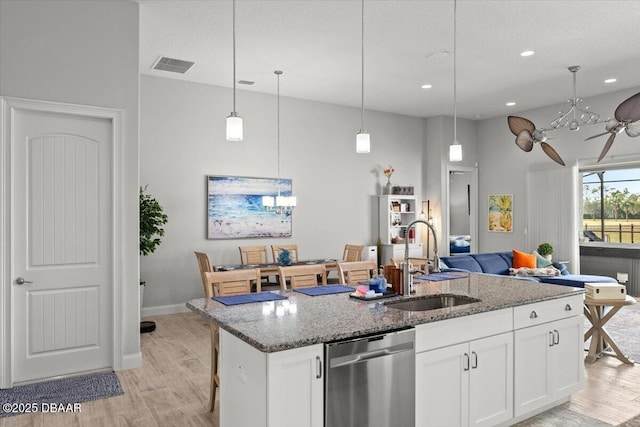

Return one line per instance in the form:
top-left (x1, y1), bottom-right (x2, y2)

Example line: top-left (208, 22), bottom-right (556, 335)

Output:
top-left (582, 168), bottom-right (640, 244)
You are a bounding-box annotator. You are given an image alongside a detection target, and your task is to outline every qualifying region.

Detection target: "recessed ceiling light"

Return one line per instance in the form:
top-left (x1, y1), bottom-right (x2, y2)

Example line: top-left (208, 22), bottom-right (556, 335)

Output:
top-left (421, 84), bottom-right (433, 89)
top-left (506, 102), bottom-right (516, 106)
top-left (604, 78), bottom-right (617, 84)
top-left (520, 50), bottom-right (535, 57)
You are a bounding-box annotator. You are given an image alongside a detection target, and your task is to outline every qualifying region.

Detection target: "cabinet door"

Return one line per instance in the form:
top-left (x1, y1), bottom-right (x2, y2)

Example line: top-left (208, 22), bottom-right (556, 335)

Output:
top-left (468, 333), bottom-right (513, 427)
top-left (267, 344), bottom-right (324, 427)
top-left (514, 324), bottom-right (553, 417)
top-left (550, 316), bottom-right (584, 398)
top-left (416, 343), bottom-right (469, 427)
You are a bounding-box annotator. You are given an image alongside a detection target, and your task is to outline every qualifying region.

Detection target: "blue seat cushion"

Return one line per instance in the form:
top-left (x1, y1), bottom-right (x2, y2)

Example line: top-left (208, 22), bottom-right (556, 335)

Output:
top-left (472, 253), bottom-right (512, 275)
top-left (538, 274), bottom-right (617, 288)
top-left (441, 256), bottom-right (483, 273)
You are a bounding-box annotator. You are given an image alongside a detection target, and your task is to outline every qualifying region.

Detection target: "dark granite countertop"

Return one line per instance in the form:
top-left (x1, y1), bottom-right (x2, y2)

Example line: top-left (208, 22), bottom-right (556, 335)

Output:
top-left (186, 273), bottom-right (585, 353)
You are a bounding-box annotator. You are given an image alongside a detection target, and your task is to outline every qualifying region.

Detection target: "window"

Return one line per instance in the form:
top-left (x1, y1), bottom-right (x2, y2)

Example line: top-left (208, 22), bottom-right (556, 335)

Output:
top-left (581, 166), bottom-right (640, 244)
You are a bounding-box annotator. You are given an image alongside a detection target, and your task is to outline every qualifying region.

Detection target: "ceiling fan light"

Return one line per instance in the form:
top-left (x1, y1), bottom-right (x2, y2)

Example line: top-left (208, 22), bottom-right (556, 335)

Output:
top-left (226, 113), bottom-right (243, 141)
top-left (449, 141), bottom-right (462, 162)
top-left (356, 131), bottom-right (370, 153)
top-left (569, 119), bottom-right (580, 131)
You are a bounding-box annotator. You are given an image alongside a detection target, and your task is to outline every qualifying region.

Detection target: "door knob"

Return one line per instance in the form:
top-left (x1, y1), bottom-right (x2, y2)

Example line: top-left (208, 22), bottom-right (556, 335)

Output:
top-left (15, 277), bottom-right (33, 285)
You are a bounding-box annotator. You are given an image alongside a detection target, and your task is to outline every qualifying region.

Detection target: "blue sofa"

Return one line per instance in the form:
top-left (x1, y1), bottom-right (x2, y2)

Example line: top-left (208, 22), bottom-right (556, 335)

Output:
top-left (439, 251), bottom-right (617, 288)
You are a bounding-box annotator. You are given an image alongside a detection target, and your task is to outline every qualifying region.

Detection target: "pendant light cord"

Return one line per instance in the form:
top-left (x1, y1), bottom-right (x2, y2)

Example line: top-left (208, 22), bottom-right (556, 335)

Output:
top-left (232, 0), bottom-right (237, 114)
top-left (361, 0), bottom-right (365, 130)
top-left (275, 70), bottom-right (282, 196)
top-left (453, 0), bottom-right (457, 143)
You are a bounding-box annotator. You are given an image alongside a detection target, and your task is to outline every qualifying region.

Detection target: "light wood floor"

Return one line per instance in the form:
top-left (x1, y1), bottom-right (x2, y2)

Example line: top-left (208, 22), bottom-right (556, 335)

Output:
top-left (3, 310), bottom-right (640, 427)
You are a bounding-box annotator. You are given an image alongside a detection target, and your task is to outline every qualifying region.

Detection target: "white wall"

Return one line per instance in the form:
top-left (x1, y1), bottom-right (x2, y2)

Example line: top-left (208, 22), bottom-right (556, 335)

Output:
top-left (0, 0), bottom-right (141, 367)
top-left (476, 87), bottom-right (640, 254)
top-left (140, 75), bottom-right (425, 310)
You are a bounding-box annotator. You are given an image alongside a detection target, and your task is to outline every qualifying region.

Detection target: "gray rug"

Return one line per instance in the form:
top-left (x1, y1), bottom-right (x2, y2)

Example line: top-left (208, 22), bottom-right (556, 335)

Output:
top-left (584, 302), bottom-right (640, 363)
top-left (0, 371), bottom-right (123, 418)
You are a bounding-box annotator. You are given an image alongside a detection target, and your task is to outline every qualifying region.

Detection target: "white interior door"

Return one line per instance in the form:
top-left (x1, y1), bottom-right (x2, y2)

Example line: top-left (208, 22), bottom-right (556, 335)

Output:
top-left (10, 105), bottom-right (113, 384)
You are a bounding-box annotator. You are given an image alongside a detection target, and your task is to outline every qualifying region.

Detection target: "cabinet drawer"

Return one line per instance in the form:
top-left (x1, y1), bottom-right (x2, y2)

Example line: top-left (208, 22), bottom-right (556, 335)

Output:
top-left (416, 308), bottom-right (512, 353)
top-left (513, 294), bottom-right (582, 330)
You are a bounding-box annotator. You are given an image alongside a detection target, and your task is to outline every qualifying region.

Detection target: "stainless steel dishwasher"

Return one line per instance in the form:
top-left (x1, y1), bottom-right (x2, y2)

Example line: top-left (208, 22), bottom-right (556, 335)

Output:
top-left (325, 328), bottom-right (415, 427)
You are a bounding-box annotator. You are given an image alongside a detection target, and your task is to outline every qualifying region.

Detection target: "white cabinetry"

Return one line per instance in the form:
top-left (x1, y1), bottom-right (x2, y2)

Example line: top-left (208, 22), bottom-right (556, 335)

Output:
top-left (380, 243), bottom-right (423, 265)
top-left (220, 329), bottom-right (323, 427)
top-left (415, 309), bottom-right (514, 427)
top-left (513, 295), bottom-right (584, 417)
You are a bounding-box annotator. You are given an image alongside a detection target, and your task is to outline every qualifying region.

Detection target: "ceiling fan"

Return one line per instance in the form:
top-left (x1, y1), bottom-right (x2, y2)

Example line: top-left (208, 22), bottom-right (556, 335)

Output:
top-left (507, 116), bottom-right (565, 166)
top-left (584, 91), bottom-right (640, 162)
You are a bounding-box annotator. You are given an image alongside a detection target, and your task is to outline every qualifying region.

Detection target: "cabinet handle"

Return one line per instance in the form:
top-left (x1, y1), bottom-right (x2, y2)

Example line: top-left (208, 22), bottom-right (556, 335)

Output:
top-left (463, 353), bottom-right (470, 371)
top-left (553, 330), bottom-right (560, 345)
top-left (565, 304), bottom-right (572, 311)
top-left (471, 351), bottom-right (478, 369)
top-left (316, 356), bottom-right (322, 379)
top-left (530, 310), bottom-right (538, 319)
top-left (549, 331), bottom-right (554, 347)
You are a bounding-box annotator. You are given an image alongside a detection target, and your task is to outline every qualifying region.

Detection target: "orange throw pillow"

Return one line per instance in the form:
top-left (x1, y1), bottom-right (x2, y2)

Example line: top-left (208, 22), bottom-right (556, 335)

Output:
top-left (513, 249), bottom-right (536, 269)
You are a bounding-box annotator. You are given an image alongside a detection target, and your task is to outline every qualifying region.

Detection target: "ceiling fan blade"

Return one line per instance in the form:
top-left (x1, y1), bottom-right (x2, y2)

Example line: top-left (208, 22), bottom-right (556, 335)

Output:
top-left (515, 130), bottom-right (534, 152)
top-left (614, 91), bottom-right (640, 122)
top-left (584, 131), bottom-right (610, 141)
top-left (508, 116), bottom-right (535, 136)
top-left (597, 133), bottom-right (616, 163)
top-left (625, 121), bottom-right (640, 138)
top-left (540, 142), bottom-right (566, 166)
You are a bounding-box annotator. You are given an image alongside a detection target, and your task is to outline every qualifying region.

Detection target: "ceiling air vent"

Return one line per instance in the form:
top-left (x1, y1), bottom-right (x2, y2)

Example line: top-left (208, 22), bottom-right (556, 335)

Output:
top-left (151, 56), bottom-right (195, 74)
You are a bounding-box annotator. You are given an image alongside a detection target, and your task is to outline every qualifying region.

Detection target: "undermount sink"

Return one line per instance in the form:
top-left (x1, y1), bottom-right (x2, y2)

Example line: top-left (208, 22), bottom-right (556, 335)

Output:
top-left (385, 294), bottom-right (480, 312)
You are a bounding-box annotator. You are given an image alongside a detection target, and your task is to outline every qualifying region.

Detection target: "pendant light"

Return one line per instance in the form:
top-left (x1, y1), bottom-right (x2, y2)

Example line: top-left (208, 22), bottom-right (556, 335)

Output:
top-left (356, 0), bottom-right (370, 153)
top-left (226, 0), bottom-right (243, 141)
top-left (262, 70), bottom-right (296, 213)
top-left (449, 0), bottom-right (462, 162)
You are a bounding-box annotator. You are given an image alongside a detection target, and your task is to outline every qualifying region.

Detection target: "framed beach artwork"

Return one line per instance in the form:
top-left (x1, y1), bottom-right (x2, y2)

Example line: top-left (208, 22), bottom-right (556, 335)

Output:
top-left (207, 175), bottom-right (293, 239)
top-left (488, 194), bottom-right (513, 233)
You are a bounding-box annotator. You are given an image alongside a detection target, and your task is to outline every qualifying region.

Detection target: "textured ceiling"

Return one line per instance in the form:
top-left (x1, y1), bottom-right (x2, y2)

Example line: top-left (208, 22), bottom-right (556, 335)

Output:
top-left (139, 0), bottom-right (640, 119)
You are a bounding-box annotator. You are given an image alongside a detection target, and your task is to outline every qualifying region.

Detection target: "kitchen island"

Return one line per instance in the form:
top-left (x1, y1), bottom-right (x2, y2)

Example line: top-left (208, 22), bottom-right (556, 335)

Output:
top-left (187, 273), bottom-right (586, 427)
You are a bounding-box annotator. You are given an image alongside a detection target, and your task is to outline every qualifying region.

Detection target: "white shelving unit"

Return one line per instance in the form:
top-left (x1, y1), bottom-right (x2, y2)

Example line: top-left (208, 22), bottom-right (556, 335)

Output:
top-left (378, 195), bottom-right (422, 263)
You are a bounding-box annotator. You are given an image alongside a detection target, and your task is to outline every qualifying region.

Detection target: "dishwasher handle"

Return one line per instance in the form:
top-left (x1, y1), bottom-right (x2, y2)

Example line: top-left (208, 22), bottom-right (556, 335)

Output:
top-left (329, 341), bottom-right (414, 369)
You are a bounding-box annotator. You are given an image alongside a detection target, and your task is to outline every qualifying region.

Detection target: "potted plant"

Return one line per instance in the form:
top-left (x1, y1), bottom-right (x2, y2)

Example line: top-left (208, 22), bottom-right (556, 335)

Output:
top-left (139, 186), bottom-right (168, 314)
top-left (537, 242), bottom-right (553, 261)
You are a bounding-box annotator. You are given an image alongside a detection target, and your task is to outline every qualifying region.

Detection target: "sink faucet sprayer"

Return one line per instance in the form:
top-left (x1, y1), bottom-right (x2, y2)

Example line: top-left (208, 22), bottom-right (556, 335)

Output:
top-left (403, 219), bottom-right (440, 296)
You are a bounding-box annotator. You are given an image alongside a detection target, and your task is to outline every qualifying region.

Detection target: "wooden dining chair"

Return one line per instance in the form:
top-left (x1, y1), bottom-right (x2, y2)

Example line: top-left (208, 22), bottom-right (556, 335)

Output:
top-left (203, 269), bottom-right (260, 413)
top-left (194, 251), bottom-right (214, 295)
top-left (239, 245), bottom-right (269, 265)
top-left (271, 244), bottom-right (299, 264)
top-left (278, 264), bottom-right (326, 290)
top-left (338, 260), bottom-right (377, 284)
top-left (342, 244), bottom-right (364, 262)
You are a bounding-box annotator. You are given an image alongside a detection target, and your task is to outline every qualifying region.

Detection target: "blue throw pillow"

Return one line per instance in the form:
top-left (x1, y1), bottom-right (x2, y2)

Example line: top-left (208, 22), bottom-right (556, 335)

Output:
top-left (532, 250), bottom-right (552, 268)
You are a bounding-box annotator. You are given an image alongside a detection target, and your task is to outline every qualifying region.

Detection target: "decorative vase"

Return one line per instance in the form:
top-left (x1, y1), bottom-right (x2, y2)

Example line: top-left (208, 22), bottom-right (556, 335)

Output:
top-left (383, 177), bottom-right (392, 195)
top-left (544, 254), bottom-right (552, 262)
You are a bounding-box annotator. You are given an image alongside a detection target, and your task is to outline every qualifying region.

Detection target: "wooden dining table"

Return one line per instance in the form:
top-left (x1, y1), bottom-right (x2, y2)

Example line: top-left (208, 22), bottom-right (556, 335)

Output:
top-left (215, 258), bottom-right (339, 284)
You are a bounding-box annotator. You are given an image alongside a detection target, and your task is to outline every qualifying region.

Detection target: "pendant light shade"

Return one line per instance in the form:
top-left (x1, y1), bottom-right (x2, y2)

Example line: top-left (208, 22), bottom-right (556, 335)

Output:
top-left (226, 0), bottom-right (243, 141)
top-left (449, 0), bottom-right (462, 162)
top-left (449, 142), bottom-right (462, 162)
top-left (356, 0), bottom-right (370, 153)
top-left (356, 131), bottom-right (370, 153)
top-left (226, 113), bottom-right (243, 141)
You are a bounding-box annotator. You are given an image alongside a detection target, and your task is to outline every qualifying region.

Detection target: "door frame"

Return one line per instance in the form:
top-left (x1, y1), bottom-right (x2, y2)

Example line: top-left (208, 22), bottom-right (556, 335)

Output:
top-left (0, 96), bottom-right (124, 388)
top-left (444, 164), bottom-right (478, 256)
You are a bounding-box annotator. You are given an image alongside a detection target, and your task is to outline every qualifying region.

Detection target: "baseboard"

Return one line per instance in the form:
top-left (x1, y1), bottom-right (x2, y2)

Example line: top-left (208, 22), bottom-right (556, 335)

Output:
top-left (118, 352), bottom-right (142, 370)
top-left (141, 303), bottom-right (190, 317)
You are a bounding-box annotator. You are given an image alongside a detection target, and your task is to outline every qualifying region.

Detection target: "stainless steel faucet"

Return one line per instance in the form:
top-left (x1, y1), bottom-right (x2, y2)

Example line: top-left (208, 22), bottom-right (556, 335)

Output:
top-left (403, 219), bottom-right (440, 296)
